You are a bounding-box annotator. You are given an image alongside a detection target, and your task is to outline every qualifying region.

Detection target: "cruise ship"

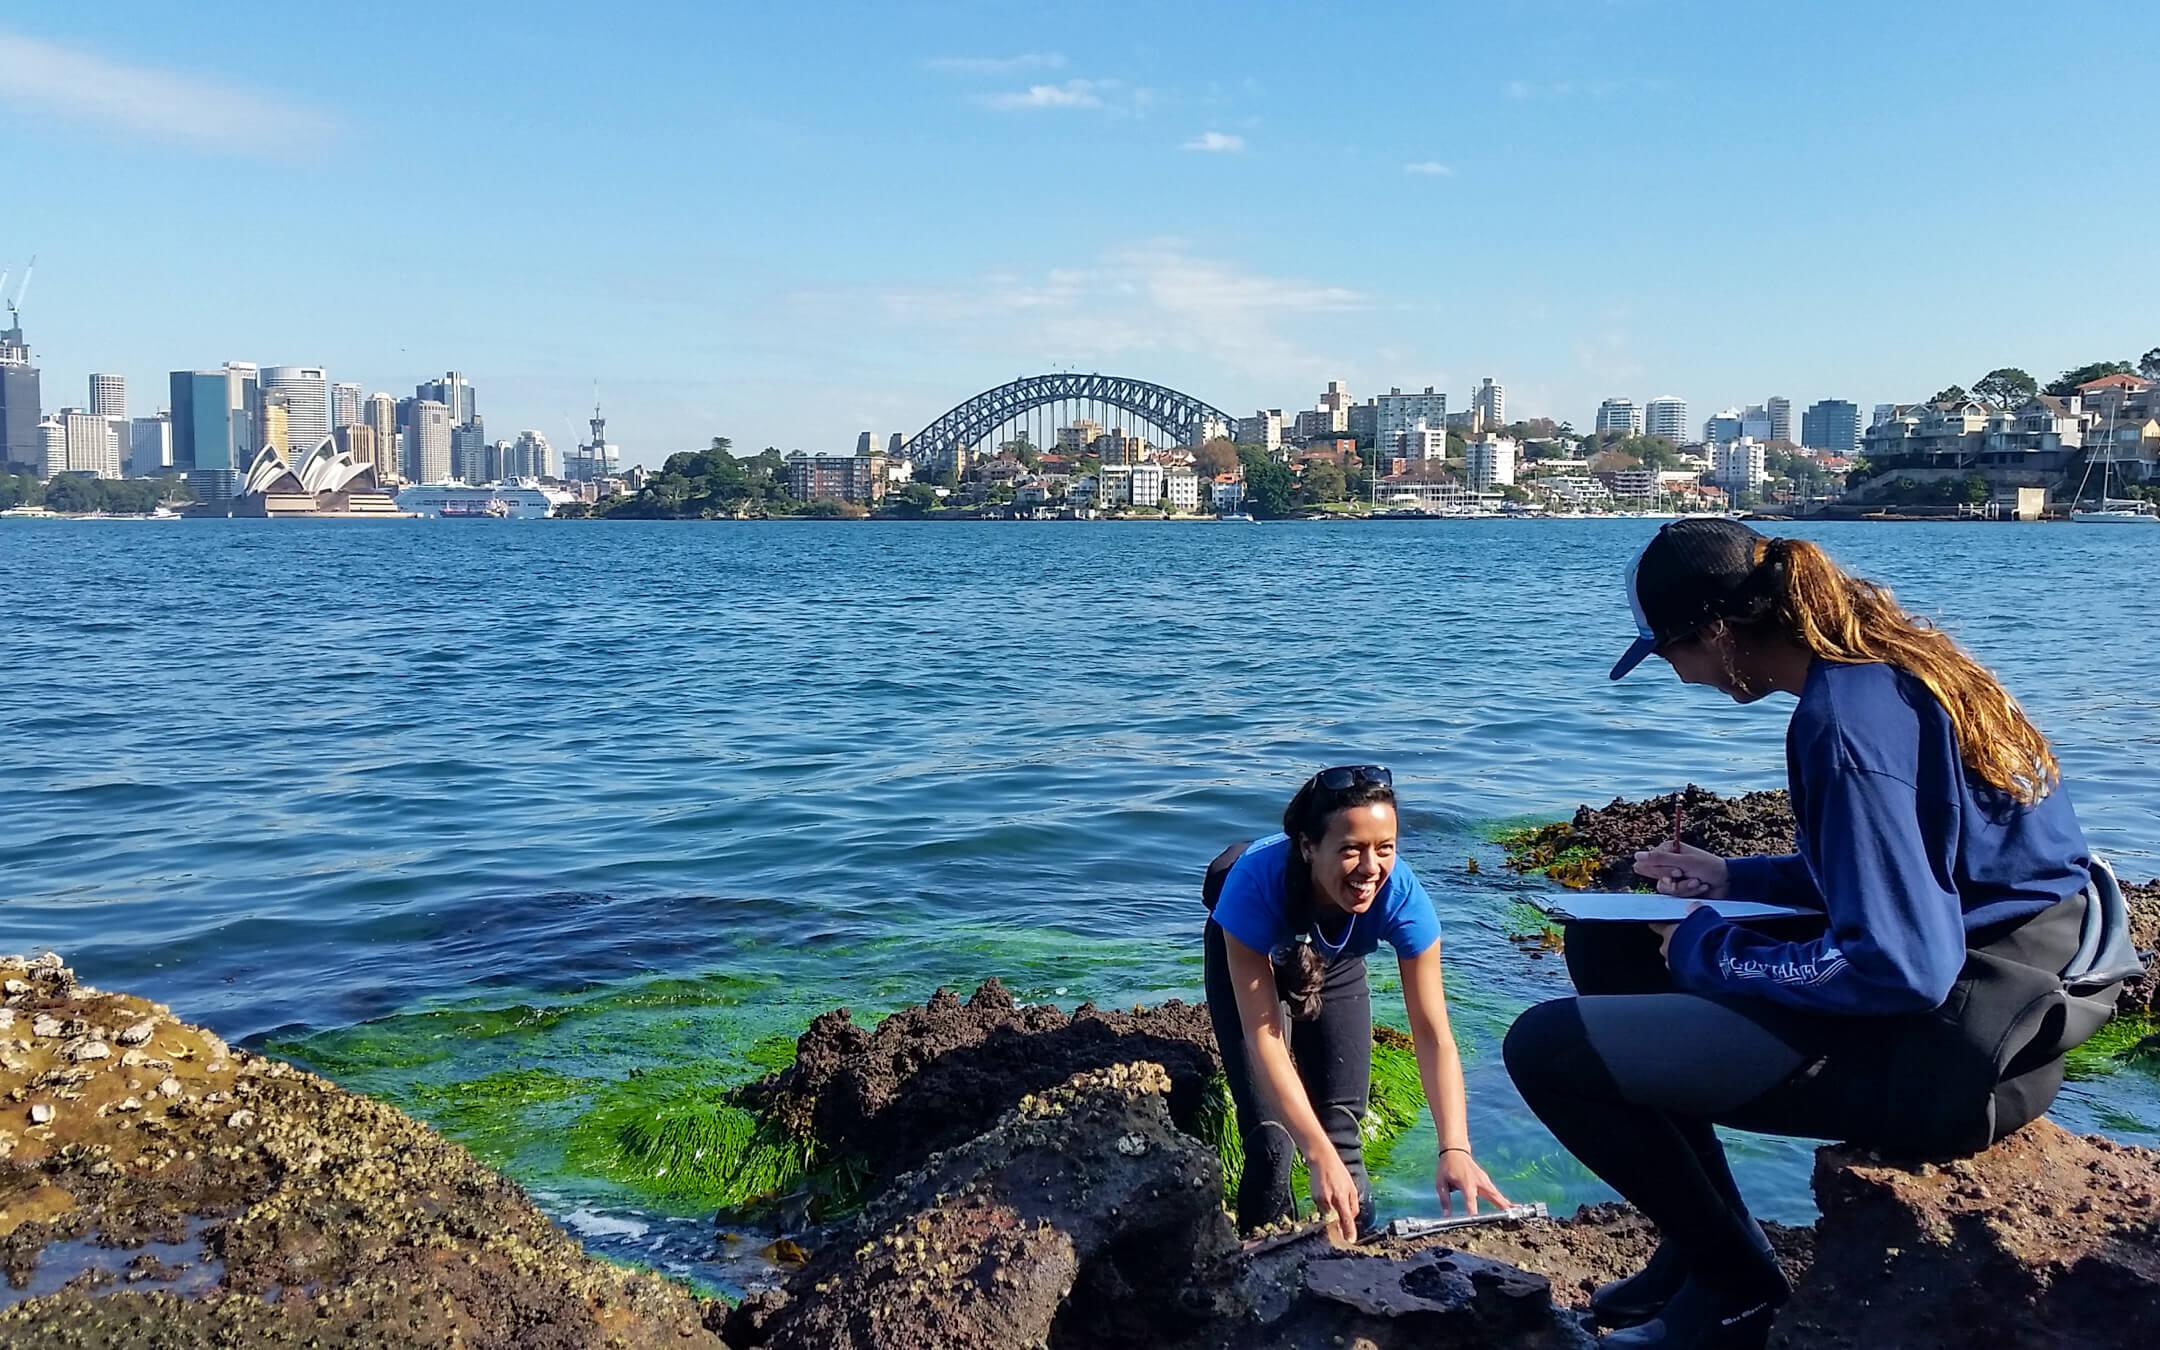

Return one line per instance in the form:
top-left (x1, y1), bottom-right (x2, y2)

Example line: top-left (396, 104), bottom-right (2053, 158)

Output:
top-left (394, 480), bottom-right (577, 519)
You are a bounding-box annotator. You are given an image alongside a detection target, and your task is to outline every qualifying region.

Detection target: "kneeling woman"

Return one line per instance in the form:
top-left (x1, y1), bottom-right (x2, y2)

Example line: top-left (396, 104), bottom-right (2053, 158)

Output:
top-left (1205, 766), bottom-right (1506, 1242)
top-left (1506, 520), bottom-right (2121, 1349)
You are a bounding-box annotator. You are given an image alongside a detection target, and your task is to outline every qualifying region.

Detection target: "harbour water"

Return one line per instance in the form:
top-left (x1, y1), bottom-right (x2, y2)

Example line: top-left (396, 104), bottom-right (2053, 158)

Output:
top-left (3, 516), bottom-right (2156, 1290)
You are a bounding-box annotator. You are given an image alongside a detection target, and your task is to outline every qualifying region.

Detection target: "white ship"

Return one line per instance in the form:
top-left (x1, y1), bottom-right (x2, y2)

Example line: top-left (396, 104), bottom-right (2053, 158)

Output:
top-left (395, 479), bottom-right (575, 519)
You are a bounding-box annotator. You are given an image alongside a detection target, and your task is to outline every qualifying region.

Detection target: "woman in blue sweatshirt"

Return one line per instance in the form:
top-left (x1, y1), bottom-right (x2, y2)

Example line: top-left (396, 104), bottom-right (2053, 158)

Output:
top-left (1504, 519), bottom-right (2103, 1350)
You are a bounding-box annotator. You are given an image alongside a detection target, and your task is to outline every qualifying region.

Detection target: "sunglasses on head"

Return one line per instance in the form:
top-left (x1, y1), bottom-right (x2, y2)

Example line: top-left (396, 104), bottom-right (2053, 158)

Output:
top-left (1312, 764), bottom-right (1392, 792)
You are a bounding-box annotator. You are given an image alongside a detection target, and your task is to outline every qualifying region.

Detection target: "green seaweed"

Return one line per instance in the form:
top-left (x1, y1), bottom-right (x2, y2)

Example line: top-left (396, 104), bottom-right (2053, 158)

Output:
top-left (565, 1066), bottom-right (817, 1213)
top-left (1197, 1032), bottom-right (1429, 1217)
top-left (1493, 821), bottom-right (1606, 889)
top-left (408, 1066), bottom-right (594, 1138)
top-left (2066, 1015), bottom-right (2160, 1081)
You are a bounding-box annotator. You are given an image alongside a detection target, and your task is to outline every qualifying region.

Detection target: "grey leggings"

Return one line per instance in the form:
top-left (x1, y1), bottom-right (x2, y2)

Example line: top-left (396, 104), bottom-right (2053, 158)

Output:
top-left (1202, 919), bottom-right (1375, 1233)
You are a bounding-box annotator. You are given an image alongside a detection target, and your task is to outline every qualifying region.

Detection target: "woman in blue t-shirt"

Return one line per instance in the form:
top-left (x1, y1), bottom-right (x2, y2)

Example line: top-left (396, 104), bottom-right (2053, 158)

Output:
top-left (1204, 765), bottom-right (1506, 1242)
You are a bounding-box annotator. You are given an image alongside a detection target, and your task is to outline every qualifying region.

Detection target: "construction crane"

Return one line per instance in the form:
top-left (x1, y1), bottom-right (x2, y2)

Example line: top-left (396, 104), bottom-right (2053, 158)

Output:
top-left (5, 255), bottom-right (33, 323)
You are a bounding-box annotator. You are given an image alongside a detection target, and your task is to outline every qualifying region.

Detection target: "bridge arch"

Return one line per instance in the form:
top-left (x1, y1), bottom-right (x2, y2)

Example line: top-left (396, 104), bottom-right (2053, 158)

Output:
top-left (898, 373), bottom-right (1239, 465)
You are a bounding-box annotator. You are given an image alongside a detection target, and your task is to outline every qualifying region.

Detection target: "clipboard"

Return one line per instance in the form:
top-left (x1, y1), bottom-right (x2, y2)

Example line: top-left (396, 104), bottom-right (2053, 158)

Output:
top-left (1530, 894), bottom-right (1822, 924)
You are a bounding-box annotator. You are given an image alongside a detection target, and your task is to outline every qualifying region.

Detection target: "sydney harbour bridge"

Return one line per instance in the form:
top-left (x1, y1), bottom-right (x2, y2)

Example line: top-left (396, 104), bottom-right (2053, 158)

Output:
top-left (896, 373), bottom-right (1239, 466)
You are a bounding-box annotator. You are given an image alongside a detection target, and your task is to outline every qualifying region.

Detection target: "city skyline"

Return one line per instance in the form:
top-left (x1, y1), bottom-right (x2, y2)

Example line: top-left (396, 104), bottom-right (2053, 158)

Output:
top-left (3, 3), bottom-right (2157, 467)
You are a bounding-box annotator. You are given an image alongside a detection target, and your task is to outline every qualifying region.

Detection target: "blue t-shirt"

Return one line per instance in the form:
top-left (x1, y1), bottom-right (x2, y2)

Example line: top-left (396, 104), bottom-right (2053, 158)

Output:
top-left (1669, 659), bottom-right (2090, 1015)
top-left (1211, 832), bottom-right (1443, 963)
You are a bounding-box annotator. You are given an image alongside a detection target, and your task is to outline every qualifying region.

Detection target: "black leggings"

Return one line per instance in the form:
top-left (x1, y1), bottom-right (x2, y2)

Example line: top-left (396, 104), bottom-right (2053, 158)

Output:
top-left (1203, 919), bottom-right (1374, 1234)
top-left (1503, 922), bottom-right (1897, 1299)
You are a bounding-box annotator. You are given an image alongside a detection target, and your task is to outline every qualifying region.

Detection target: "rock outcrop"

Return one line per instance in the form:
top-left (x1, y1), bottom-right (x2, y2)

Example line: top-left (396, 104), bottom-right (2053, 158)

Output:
top-left (1771, 1120), bottom-right (2160, 1350)
top-left (1504, 785), bottom-right (1797, 891)
top-left (739, 977), bottom-right (1223, 1187)
top-left (0, 953), bottom-right (724, 1348)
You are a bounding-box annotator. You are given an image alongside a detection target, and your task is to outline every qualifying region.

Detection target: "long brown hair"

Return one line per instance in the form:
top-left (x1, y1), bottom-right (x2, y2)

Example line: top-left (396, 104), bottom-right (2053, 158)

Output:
top-left (1730, 536), bottom-right (2058, 804)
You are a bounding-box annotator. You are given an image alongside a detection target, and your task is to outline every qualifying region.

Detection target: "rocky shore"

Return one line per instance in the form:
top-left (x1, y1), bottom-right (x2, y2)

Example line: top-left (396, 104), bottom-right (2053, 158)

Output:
top-left (6, 788), bottom-right (2156, 1346)
top-left (10, 943), bottom-right (2158, 1347)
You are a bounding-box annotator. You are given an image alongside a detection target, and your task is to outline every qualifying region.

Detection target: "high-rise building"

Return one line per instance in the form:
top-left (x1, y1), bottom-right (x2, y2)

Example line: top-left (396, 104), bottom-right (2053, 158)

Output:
top-left (1767, 396), bottom-right (1794, 444)
top-left (1466, 436), bottom-right (1519, 491)
top-left (452, 414), bottom-right (488, 482)
top-left (1645, 396), bottom-right (1688, 444)
top-left (89, 373), bottom-right (126, 418)
top-left (1595, 398), bottom-right (1645, 436)
top-left (510, 430), bottom-right (553, 479)
top-left (62, 407), bottom-right (121, 479)
top-left (223, 362), bottom-right (259, 464)
top-left (1471, 376), bottom-right (1504, 429)
top-left (130, 414), bottom-right (172, 476)
top-left (261, 366), bottom-right (329, 461)
top-left (407, 400), bottom-right (453, 483)
top-left (1237, 410), bottom-right (1283, 453)
top-left (362, 392), bottom-right (399, 482)
top-left (172, 370), bottom-right (241, 502)
top-left (417, 372), bottom-right (474, 425)
top-left (1714, 438), bottom-right (1768, 496)
top-left (335, 423), bottom-right (382, 473)
top-left (37, 416), bottom-right (66, 479)
top-left (1375, 387), bottom-right (1449, 447)
top-left (331, 381), bottom-right (363, 429)
top-left (0, 315), bottom-right (42, 471)
top-left (1381, 423), bottom-right (1447, 463)
top-left (259, 392), bottom-right (290, 463)
top-left (1704, 408), bottom-right (1744, 445)
top-left (1801, 399), bottom-right (1862, 454)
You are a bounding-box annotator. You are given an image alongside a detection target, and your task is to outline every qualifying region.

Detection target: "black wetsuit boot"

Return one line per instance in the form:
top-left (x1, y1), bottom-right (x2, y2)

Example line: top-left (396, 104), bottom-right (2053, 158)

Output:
top-left (1598, 1276), bottom-right (1785, 1350)
top-left (1592, 1217), bottom-right (1773, 1328)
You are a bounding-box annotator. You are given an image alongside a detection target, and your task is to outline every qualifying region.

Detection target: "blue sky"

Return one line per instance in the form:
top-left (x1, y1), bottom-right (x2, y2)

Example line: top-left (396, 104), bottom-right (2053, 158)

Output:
top-left (4, 1), bottom-right (2156, 465)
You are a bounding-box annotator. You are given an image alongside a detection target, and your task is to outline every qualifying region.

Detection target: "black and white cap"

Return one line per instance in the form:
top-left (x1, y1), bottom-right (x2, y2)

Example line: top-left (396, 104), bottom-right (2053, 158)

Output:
top-left (1611, 518), bottom-right (1771, 680)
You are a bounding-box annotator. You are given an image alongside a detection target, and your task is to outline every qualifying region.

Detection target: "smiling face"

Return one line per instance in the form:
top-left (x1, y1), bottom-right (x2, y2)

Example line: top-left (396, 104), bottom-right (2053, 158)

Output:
top-left (1300, 801), bottom-right (1399, 916)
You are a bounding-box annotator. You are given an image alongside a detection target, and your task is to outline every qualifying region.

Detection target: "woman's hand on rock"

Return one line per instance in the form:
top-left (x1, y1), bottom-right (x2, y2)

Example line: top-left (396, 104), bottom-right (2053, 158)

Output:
top-left (1307, 1147), bottom-right (1362, 1243)
top-left (1436, 1149), bottom-right (1509, 1216)
top-left (1632, 841), bottom-right (1729, 899)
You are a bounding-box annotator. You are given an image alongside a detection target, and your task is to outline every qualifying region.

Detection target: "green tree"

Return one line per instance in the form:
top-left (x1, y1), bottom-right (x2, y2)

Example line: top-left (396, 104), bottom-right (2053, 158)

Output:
top-left (2045, 361), bottom-right (2135, 396)
top-left (1300, 458), bottom-right (1347, 503)
top-left (2140, 347), bottom-right (2160, 381)
top-left (1972, 368), bottom-right (2038, 410)
top-left (1236, 446), bottom-right (1297, 519)
top-left (1192, 437), bottom-right (1241, 479)
top-left (1930, 385), bottom-right (1970, 405)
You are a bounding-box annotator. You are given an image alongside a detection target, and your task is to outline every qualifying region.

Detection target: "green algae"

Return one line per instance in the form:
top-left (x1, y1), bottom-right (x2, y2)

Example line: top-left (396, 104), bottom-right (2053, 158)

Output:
top-left (2066, 1015), bottom-right (2159, 1081)
top-left (1198, 1033), bottom-right (1429, 1215)
top-left (565, 1066), bottom-right (817, 1212)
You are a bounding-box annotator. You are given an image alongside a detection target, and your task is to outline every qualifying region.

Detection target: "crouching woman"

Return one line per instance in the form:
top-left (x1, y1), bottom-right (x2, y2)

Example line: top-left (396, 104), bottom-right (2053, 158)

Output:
top-left (1203, 765), bottom-right (1506, 1242)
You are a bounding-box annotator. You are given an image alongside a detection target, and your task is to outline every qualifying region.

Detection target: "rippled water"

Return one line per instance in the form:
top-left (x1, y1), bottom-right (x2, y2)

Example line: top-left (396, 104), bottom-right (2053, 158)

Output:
top-left (4, 517), bottom-right (2156, 1289)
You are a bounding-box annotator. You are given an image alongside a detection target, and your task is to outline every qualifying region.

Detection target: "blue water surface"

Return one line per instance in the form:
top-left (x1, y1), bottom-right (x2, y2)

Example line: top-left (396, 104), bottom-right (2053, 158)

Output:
top-left (3, 517), bottom-right (2155, 1285)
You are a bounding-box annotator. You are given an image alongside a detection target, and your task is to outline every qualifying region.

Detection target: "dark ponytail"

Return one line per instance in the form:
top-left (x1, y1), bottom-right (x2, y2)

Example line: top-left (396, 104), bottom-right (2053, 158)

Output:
top-left (1276, 773), bottom-right (1397, 1021)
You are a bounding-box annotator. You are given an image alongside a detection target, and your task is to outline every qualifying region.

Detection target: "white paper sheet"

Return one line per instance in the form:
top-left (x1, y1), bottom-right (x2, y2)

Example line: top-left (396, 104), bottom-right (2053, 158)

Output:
top-left (1530, 894), bottom-right (1823, 924)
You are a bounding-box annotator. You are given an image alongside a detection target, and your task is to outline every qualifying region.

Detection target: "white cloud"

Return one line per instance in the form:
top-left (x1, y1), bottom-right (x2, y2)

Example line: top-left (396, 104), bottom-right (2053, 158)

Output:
top-left (806, 242), bottom-right (1368, 390)
top-left (1402, 160), bottom-right (1453, 176)
top-left (0, 29), bottom-right (337, 160)
top-left (1181, 131), bottom-right (1245, 153)
top-left (978, 79), bottom-right (1105, 110)
top-left (924, 53), bottom-right (1066, 75)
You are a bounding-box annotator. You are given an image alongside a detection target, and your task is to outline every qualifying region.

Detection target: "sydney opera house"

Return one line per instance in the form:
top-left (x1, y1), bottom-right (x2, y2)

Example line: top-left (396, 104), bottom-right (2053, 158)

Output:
top-left (207, 439), bottom-right (410, 518)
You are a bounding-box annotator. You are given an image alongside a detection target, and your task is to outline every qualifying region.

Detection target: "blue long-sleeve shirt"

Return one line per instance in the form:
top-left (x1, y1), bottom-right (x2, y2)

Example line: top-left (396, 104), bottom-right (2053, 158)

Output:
top-left (1665, 660), bottom-right (2089, 1015)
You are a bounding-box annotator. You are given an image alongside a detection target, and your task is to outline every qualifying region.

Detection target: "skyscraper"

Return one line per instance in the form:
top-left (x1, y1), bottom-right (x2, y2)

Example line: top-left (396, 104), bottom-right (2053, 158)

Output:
top-left (1645, 396), bottom-right (1688, 444)
top-left (0, 315), bottom-right (42, 471)
top-left (1471, 377), bottom-right (1504, 430)
top-left (89, 373), bottom-right (126, 418)
top-left (452, 414), bottom-right (489, 482)
top-left (1595, 398), bottom-right (1644, 436)
top-left (408, 400), bottom-right (452, 483)
top-left (1704, 408), bottom-right (1744, 445)
top-left (1767, 396), bottom-right (1794, 444)
top-left (172, 370), bottom-right (240, 502)
top-left (224, 362), bottom-right (259, 465)
top-left (363, 392), bottom-right (400, 482)
top-left (62, 407), bottom-right (120, 479)
top-left (336, 423), bottom-right (382, 473)
top-left (261, 366), bottom-right (330, 460)
top-left (511, 430), bottom-right (554, 479)
top-left (332, 381), bottom-right (363, 429)
top-left (1801, 399), bottom-right (1862, 453)
top-left (130, 414), bottom-right (172, 476)
top-left (37, 416), bottom-right (65, 479)
top-left (1375, 387), bottom-right (1449, 447)
top-left (416, 372), bottom-right (474, 425)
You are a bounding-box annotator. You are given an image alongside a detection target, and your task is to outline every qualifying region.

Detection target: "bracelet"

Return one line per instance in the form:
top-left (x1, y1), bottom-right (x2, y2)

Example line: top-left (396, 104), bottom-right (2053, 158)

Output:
top-left (1440, 1146), bottom-right (1471, 1158)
